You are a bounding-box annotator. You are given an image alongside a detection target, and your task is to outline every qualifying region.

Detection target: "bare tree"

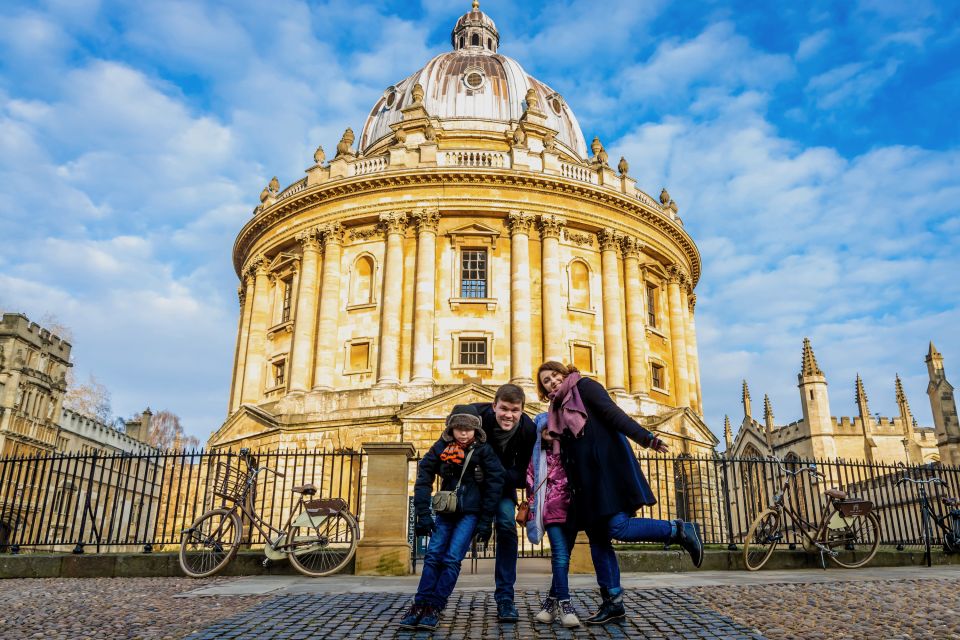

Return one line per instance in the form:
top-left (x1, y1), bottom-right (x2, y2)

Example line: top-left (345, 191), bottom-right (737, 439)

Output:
top-left (63, 374), bottom-right (112, 424)
top-left (147, 409), bottom-right (200, 450)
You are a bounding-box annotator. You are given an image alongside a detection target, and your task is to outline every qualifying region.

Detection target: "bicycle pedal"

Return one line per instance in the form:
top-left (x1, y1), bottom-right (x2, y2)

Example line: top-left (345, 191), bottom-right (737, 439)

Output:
top-left (262, 558), bottom-right (271, 568)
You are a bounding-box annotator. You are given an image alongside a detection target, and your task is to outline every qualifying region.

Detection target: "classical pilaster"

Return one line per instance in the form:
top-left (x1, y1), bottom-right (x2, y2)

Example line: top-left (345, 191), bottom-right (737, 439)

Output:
top-left (508, 211), bottom-right (535, 386)
top-left (685, 291), bottom-right (703, 413)
top-left (288, 228), bottom-right (322, 393)
top-left (538, 214), bottom-right (565, 362)
top-left (375, 211), bottom-right (408, 387)
top-left (313, 223), bottom-right (345, 391)
top-left (621, 236), bottom-right (649, 394)
top-left (229, 274), bottom-right (255, 412)
top-left (410, 209), bottom-right (440, 384)
top-left (598, 228), bottom-right (626, 391)
top-left (241, 257), bottom-right (270, 403)
top-left (666, 265), bottom-right (691, 407)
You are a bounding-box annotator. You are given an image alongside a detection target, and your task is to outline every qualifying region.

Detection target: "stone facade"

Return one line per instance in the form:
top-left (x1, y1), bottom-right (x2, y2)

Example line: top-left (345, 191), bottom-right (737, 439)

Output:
top-left (211, 3), bottom-right (715, 460)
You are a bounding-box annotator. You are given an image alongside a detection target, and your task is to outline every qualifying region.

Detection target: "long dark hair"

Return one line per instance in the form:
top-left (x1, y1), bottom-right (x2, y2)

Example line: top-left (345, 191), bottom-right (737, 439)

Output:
top-left (535, 361), bottom-right (580, 401)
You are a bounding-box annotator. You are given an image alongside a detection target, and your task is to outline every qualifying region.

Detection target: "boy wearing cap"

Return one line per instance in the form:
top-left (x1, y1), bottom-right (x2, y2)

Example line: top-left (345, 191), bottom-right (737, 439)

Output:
top-left (400, 404), bottom-right (505, 630)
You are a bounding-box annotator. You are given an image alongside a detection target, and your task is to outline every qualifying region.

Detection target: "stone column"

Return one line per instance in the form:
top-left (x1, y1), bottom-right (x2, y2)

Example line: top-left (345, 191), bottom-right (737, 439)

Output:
top-left (508, 211), bottom-right (535, 387)
top-left (666, 265), bottom-right (691, 407)
top-left (598, 228), bottom-right (626, 391)
top-left (241, 257), bottom-right (270, 404)
top-left (354, 442), bottom-right (417, 575)
top-left (313, 223), bottom-right (344, 391)
top-left (228, 274), bottom-right (254, 413)
top-left (375, 211), bottom-right (408, 387)
top-left (288, 228), bottom-right (322, 393)
top-left (410, 209), bottom-right (440, 385)
top-left (621, 236), bottom-right (649, 394)
top-left (686, 292), bottom-right (703, 414)
top-left (538, 214), bottom-right (565, 362)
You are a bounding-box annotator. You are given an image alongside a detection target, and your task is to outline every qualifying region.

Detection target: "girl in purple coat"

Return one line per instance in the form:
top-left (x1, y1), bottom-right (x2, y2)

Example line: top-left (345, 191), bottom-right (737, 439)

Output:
top-left (526, 412), bottom-right (581, 628)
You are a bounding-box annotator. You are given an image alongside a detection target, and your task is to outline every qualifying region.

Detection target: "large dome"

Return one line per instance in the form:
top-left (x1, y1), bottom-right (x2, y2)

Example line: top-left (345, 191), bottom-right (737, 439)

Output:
top-left (359, 2), bottom-right (588, 159)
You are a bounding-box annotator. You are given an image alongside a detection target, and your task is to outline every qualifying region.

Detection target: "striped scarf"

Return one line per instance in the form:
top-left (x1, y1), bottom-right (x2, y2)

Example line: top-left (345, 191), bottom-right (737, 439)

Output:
top-left (440, 439), bottom-right (474, 465)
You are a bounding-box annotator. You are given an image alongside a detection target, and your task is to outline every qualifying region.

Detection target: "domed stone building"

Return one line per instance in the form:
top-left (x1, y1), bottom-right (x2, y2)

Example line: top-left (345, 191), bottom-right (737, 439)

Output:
top-left (210, 2), bottom-right (717, 457)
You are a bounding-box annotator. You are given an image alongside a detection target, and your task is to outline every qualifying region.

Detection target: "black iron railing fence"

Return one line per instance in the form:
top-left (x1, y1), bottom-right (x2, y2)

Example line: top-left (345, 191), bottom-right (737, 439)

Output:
top-left (0, 449), bottom-right (364, 553)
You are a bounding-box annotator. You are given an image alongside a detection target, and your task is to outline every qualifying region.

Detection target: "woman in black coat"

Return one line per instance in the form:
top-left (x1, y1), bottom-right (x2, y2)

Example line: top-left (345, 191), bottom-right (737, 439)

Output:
top-left (536, 361), bottom-right (703, 625)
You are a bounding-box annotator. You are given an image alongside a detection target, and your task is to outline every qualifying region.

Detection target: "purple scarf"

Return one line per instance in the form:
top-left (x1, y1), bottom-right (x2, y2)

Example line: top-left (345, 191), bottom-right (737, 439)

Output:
top-left (546, 372), bottom-right (587, 452)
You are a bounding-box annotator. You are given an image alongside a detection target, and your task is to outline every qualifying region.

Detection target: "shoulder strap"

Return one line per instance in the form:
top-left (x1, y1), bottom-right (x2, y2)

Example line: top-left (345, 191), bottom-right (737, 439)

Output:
top-left (452, 448), bottom-right (475, 491)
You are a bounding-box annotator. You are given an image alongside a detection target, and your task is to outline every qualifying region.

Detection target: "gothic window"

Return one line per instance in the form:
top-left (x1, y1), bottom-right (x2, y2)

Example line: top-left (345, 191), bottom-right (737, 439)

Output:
top-left (646, 283), bottom-right (659, 328)
top-left (460, 249), bottom-right (487, 298)
top-left (567, 259), bottom-right (591, 310)
top-left (349, 254), bottom-right (376, 307)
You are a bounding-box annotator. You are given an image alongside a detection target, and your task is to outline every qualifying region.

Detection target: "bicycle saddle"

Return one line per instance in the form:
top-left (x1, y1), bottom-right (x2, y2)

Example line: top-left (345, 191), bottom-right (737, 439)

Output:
top-left (824, 488), bottom-right (848, 500)
top-left (941, 496), bottom-right (959, 507)
top-left (292, 483), bottom-right (318, 496)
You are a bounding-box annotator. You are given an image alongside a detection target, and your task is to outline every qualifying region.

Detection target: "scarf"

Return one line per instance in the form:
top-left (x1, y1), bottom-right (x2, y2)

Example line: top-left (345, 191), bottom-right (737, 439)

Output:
top-left (440, 438), bottom-right (474, 465)
top-left (526, 414), bottom-right (548, 544)
top-left (494, 419), bottom-right (520, 451)
top-left (546, 371), bottom-right (587, 452)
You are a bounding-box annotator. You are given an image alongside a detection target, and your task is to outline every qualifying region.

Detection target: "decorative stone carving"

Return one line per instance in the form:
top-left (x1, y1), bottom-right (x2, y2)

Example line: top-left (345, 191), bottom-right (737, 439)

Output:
top-left (667, 263), bottom-right (689, 285)
top-left (424, 124), bottom-right (437, 141)
top-left (506, 210), bottom-right (534, 235)
top-left (313, 145), bottom-right (326, 165)
top-left (537, 214), bottom-right (564, 239)
top-left (336, 128), bottom-right (355, 158)
top-left (512, 125), bottom-right (526, 146)
top-left (244, 255), bottom-right (267, 279)
top-left (618, 156), bottom-right (629, 175)
top-left (620, 235), bottom-right (643, 259)
top-left (395, 128), bottom-right (407, 144)
top-left (523, 87), bottom-right (543, 116)
top-left (412, 208), bottom-right (441, 234)
top-left (563, 229), bottom-right (593, 247)
top-left (321, 222), bottom-right (346, 246)
top-left (411, 83), bottom-right (425, 106)
top-left (688, 293), bottom-right (697, 312)
top-left (349, 226), bottom-right (382, 242)
top-left (237, 284), bottom-right (246, 307)
top-left (379, 211), bottom-right (408, 235)
top-left (269, 176), bottom-right (280, 193)
top-left (590, 137), bottom-right (608, 165)
top-left (660, 188), bottom-right (671, 205)
top-left (542, 131), bottom-right (556, 152)
top-left (659, 187), bottom-right (679, 214)
top-left (597, 228), bottom-right (621, 251)
top-left (296, 227), bottom-right (322, 251)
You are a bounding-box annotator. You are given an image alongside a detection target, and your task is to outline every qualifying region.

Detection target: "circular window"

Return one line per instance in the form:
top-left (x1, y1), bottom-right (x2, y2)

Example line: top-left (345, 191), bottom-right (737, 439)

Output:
top-left (549, 95), bottom-right (564, 115)
top-left (463, 70), bottom-right (485, 90)
top-left (384, 87), bottom-right (397, 108)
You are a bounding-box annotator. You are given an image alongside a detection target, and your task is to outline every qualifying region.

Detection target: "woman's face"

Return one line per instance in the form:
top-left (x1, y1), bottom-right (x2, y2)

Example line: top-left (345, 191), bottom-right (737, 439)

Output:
top-left (539, 369), bottom-right (565, 397)
top-left (452, 427), bottom-right (474, 444)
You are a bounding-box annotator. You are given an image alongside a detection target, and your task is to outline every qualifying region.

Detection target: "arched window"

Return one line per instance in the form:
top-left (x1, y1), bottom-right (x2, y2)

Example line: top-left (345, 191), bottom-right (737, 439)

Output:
top-left (487, 38), bottom-right (492, 49)
top-left (459, 37), bottom-right (464, 48)
top-left (350, 255), bottom-right (375, 306)
top-left (568, 259), bottom-right (590, 309)
top-left (471, 33), bottom-right (480, 46)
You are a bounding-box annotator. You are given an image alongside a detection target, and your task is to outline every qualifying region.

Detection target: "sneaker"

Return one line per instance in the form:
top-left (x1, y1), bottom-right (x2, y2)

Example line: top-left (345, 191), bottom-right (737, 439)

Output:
top-left (584, 589), bottom-right (625, 625)
top-left (398, 604), bottom-right (422, 629)
top-left (496, 600), bottom-right (520, 622)
top-left (418, 606), bottom-right (441, 630)
top-left (534, 597), bottom-right (556, 623)
top-left (558, 599), bottom-right (581, 628)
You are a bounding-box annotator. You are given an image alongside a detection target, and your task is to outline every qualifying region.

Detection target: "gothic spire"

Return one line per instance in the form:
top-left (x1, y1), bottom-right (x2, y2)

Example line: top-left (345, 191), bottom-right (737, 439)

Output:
top-left (801, 338), bottom-right (823, 376)
top-left (855, 373), bottom-right (870, 420)
top-left (724, 415), bottom-right (733, 451)
top-left (763, 394), bottom-right (774, 425)
top-left (742, 379), bottom-right (752, 417)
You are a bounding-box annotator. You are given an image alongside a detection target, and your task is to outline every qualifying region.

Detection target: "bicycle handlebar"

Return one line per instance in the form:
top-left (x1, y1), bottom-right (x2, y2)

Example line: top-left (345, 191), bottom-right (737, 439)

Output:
top-left (767, 455), bottom-right (824, 479)
top-left (237, 448), bottom-right (285, 478)
top-left (896, 476), bottom-right (946, 487)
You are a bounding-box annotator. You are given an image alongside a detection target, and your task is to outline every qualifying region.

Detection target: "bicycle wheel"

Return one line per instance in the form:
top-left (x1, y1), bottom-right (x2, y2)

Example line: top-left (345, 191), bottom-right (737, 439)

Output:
top-left (824, 510), bottom-right (880, 569)
top-left (179, 508), bottom-right (242, 578)
top-left (286, 510), bottom-right (360, 577)
top-left (743, 509), bottom-right (781, 571)
top-left (944, 515), bottom-right (960, 554)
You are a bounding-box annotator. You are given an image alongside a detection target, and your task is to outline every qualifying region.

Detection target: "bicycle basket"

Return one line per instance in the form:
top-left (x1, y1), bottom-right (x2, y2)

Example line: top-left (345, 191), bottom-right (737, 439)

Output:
top-left (837, 499), bottom-right (873, 517)
top-left (212, 461), bottom-right (251, 503)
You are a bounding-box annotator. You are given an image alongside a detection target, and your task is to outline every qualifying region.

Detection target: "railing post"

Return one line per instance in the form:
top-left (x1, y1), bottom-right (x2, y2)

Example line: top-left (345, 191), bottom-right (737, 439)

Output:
top-left (354, 442), bottom-right (416, 575)
top-left (720, 456), bottom-right (737, 550)
top-left (72, 452), bottom-right (99, 555)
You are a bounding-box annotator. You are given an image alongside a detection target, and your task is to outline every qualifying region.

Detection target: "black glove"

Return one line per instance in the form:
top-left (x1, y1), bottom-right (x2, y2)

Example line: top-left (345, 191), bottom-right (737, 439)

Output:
top-left (415, 513), bottom-right (436, 537)
top-left (474, 519), bottom-right (492, 546)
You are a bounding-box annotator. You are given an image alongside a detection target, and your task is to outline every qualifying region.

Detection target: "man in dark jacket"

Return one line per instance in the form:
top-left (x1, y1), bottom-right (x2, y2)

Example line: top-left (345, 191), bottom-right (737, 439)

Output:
top-left (471, 384), bottom-right (537, 622)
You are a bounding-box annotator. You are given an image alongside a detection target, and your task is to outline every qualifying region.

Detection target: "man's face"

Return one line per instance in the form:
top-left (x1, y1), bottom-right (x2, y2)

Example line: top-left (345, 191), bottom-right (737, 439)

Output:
top-left (493, 399), bottom-right (524, 431)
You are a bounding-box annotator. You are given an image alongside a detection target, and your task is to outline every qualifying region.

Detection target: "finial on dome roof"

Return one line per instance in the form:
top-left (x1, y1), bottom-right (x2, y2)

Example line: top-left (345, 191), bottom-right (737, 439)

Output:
top-left (472, 0), bottom-right (480, 9)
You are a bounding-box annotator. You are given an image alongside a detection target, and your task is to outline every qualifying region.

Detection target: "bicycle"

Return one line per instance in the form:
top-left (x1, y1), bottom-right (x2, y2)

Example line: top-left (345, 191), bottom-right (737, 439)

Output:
top-left (179, 448), bottom-right (359, 578)
top-left (895, 474), bottom-right (960, 567)
top-left (743, 456), bottom-right (880, 570)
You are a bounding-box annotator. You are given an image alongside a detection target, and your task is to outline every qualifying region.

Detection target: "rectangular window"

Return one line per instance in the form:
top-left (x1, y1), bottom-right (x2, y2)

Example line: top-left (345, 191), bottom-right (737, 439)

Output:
top-left (273, 360), bottom-right (286, 387)
top-left (646, 284), bottom-right (658, 328)
top-left (573, 344), bottom-right (593, 373)
top-left (459, 339), bottom-right (488, 366)
top-left (460, 249), bottom-right (487, 298)
top-left (651, 363), bottom-right (664, 389)
top-left (281, 278), bottom-right (293, 323)
top-left (349, 342), bottom-right (370, 372)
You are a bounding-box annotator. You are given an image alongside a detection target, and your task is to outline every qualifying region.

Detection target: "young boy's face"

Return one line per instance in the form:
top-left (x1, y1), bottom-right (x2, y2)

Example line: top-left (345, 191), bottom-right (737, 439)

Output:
top-left (452, 427), bottom-right (475, 444)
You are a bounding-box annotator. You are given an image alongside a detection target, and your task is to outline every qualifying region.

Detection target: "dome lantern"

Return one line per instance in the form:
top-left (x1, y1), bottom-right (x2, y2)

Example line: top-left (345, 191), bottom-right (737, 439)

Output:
top-left (451, 0), bottom-right (499, 53)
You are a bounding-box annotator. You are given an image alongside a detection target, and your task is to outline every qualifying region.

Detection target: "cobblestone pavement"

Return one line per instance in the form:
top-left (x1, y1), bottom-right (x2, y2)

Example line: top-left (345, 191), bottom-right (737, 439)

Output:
top-left (0, 577), bottom-right (270, 640)
top-left (185, 589), bottom-right (764, 639)
top-left (690, 578), bottom-right (960, 640)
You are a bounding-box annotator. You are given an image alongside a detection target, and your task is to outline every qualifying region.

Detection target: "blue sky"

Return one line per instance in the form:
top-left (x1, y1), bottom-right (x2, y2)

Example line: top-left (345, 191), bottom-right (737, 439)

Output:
top-left (1, 0), bottom-right (958, 445)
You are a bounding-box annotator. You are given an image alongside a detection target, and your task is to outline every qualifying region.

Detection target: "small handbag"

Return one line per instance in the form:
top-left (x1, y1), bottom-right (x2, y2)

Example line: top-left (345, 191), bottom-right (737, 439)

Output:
top-left (516, 475), bottom-right (548, 526)
top-left (431, 449), bottom-right (474, 514)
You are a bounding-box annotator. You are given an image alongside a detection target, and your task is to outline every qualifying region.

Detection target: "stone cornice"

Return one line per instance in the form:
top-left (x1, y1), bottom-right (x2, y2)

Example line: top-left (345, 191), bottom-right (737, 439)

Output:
top-left (233, 169), bottom-right (701, 284)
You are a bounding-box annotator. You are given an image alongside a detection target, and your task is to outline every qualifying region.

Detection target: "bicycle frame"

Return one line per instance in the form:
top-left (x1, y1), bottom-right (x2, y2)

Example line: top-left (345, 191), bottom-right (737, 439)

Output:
top-left (764, 464), bottom-right (831, 550)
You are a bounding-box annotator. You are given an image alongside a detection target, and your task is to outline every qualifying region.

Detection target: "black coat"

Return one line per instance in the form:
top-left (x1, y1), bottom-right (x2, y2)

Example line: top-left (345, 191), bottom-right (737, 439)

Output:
top-left (558, 376), bottom-right (658, 529)
top-left (471, 402), bottom-right (537, 502)
top-left (414, 426), bottom-right (505, 519)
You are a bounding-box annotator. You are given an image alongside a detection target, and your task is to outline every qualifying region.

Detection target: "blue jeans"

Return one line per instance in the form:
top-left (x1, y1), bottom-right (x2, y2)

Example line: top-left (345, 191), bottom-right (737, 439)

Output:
top-left (493, 496), bottom-right (518, 604)
top-left (415, 513), bottom-right (479, 608)
top-left (545, 524), bottom-right (577, 600)
top-left (586, 513), bottom-right (673, 592)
